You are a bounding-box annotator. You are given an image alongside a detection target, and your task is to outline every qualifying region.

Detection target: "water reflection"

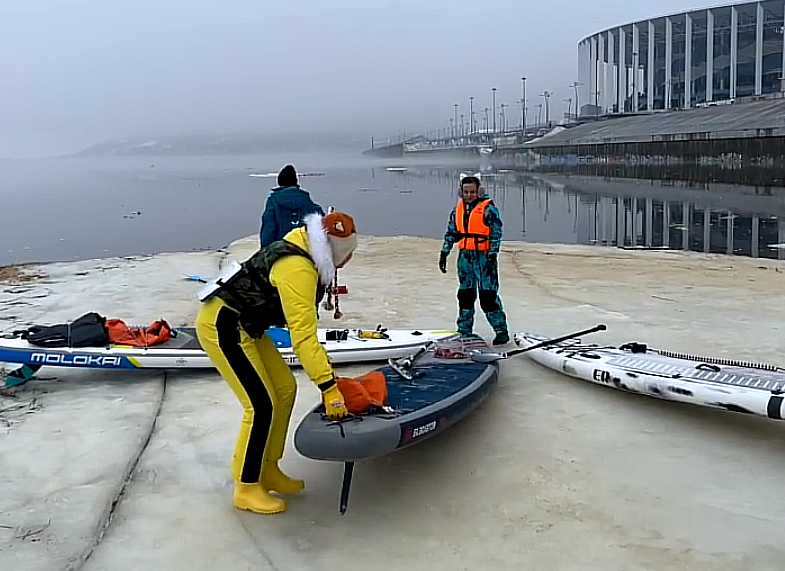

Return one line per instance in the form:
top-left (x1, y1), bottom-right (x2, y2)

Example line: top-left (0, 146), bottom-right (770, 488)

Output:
top-left (526, 162), bottom-right (785, 189)
top-left (388, 167), bottom-right (785, 260)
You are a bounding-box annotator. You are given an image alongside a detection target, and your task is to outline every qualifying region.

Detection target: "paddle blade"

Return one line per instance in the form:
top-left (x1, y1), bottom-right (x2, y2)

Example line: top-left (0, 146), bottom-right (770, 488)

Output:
top-left (468, 350), bottom-right (507, 363)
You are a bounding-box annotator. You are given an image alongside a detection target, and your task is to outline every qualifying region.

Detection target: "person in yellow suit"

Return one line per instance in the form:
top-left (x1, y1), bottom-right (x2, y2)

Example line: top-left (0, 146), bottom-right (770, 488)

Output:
top-left (195, 211), bottom-right (358, 515)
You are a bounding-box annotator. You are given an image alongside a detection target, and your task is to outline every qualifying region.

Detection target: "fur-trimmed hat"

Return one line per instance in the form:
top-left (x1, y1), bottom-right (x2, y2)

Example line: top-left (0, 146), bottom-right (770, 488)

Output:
top-left (303, 211), bottom-right (358, 288)
top-left (323, 211), bottom-right (357, 267)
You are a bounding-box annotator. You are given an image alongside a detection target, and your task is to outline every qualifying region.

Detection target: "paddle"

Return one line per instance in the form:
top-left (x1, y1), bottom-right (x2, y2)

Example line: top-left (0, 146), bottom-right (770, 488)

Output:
top-left (183, 274), bottom-right (207, 283)
top-left (469, 324), bottom-right (607, 363)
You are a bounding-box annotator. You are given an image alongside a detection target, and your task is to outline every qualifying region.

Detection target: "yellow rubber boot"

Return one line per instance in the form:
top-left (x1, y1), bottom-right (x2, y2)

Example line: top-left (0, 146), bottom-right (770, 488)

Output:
top-left (262, 462), bottom-right (305, 494)
top-left (233, 482), bottom-right (286, 515)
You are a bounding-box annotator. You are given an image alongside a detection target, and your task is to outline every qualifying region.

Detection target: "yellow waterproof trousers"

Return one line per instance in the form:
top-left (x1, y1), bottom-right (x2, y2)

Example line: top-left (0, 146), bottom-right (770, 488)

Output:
top-left (195, 297), bottom-right (297, 484)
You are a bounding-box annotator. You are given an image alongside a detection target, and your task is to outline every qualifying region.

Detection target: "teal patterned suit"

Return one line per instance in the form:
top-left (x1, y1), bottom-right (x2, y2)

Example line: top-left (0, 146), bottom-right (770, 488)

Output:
top-left (440, 198), bottom-right (508, 341)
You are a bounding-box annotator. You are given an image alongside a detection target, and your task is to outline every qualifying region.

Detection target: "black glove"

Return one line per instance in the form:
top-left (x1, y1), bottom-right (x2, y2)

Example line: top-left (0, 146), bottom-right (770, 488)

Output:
top-left (438, 252), bottom-right (448, 274)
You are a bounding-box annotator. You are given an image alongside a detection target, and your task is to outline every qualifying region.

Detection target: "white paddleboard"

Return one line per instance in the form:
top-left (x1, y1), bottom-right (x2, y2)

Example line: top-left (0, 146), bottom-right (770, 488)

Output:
top-left (0, 327), bottom-right (456, 372)
top-left (515, 331), bottom-right (785, 421)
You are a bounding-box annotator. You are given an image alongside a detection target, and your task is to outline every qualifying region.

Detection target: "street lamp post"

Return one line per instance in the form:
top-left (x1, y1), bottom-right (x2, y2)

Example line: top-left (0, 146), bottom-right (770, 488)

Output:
top-left (570, 81), bottom-right (581, 119)
top-left (460, 113), bottom-right (465, 136)
top-left (469, 96), bottom-right (475, 133)
top-left (484, 107), bottom-right (489, 132)
top-left (491, 87), bottom-right (497, 133)
top-left (453, 104), bottom-right (459, 138)
top-left (521, 76), bottom-right (527, 135)
top-left (542, 91), bottom-right (551, 126)
top-left (563, 97), bottom-right (573, 120)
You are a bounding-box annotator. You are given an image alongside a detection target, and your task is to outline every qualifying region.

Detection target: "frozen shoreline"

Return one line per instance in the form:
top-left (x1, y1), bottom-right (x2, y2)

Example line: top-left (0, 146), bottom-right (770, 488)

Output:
top-left (2, 235), bottom-right (785, 571)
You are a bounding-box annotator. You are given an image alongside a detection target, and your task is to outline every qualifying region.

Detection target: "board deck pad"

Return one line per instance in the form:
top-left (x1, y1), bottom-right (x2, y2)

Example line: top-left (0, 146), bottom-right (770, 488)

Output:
top-left (602, 354), bottom-right (785, 392)
top-left (383, 361), bottom-right (493, 414)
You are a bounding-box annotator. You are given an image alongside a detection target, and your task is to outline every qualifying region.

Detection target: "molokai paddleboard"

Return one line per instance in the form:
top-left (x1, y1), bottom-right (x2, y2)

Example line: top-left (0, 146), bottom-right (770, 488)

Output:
top-left (0, 326), bottom-right (455, 386)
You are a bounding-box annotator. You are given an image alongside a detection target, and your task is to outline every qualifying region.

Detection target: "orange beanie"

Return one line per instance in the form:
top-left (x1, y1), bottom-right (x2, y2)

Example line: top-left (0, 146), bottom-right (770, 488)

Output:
top-left (323, 212), bottom-right (357, 266)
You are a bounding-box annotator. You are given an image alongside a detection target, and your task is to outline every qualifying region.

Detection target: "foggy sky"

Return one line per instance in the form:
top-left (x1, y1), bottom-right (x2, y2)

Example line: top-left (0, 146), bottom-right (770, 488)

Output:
top-left (1, 0), bottom-right (714, 158)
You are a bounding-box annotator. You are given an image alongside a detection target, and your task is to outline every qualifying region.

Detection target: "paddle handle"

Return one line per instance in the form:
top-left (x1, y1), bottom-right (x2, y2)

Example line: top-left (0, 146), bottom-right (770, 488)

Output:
top-left (504, 324), bottom-right (607, 358)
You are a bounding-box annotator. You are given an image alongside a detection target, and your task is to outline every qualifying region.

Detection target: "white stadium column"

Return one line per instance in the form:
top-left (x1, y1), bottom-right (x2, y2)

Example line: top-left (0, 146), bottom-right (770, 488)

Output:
top-left (756, 1), bottom-right (764, 95)
top-left (648, 20), bottom-right (655, 110)
top-left (665, 17), bottom-right (673, 108)
top-left (632, 23), bottom-right (639, 112)
top-left (585, 39), bottom-right (593, 113)
top-left (685, 13), bottom-right (692, 108)
top-left (731, 5), bottom-right (738, 99)
top-left (707, 9), bottom-right (714, 102)
top-left (580, 40), bottom-right (589, 114)
top-left (590, 36), bottom-right (598, 111)
top-left (782, 1), bottom-right (785, 92)
top-left (619, 27), bottom-right (626, 111)
top-left (598, 34), bottom-right (606, 113)
top-left (607, 30), bottom-right (616, 112)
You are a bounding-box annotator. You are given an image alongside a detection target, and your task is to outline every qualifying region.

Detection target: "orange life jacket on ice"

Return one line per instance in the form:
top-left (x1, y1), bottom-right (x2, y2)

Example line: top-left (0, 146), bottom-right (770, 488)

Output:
top-left (455, 198), bottom-right (491, 251)
top-left (336, 371), bottom-right (388, 414)
top-left (106, 318), bottom-right (173, 347)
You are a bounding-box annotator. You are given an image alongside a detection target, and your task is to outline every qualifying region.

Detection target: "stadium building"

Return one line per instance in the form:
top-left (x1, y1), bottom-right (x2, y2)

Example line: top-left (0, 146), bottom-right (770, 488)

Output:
top-left (577, 1), bottom-right (785, 116)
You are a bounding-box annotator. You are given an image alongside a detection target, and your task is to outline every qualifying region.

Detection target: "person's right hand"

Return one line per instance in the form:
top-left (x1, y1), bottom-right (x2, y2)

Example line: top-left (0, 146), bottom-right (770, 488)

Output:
top-left (321, 383), bottom-right (349, 420)
top-left (439, 252), bottom-right (448, 274)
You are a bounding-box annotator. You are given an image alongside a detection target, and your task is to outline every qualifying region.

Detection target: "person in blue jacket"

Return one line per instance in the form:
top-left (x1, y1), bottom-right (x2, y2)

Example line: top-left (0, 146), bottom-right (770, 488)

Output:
top-left (259, 164), bottom-right (325, 247)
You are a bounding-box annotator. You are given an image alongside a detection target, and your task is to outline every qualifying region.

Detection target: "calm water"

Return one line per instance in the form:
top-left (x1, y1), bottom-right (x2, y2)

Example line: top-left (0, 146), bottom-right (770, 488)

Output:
top-left (3, 151), bottom-right (785, 266)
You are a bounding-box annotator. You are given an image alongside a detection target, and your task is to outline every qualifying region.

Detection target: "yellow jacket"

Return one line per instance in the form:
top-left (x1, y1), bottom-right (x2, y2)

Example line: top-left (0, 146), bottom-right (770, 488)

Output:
top-left (269, 227), bottom-right (334, 386)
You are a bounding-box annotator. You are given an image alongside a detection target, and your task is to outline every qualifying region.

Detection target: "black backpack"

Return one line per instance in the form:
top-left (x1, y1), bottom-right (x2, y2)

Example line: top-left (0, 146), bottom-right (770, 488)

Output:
top-left (22, 312), bottom-right (109, 348)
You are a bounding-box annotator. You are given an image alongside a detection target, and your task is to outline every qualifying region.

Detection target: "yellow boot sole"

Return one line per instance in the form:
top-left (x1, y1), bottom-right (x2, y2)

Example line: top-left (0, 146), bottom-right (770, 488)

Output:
top-left (233, 484), bottom-right (287, 514)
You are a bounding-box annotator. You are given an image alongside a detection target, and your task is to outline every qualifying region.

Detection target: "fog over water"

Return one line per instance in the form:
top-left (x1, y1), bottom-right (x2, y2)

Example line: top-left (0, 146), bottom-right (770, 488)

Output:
top-left (1, 0), bottom-right (712, 158)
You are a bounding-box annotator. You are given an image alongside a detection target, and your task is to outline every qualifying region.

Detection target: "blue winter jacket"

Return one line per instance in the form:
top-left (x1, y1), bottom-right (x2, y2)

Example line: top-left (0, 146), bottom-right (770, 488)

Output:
top-left (259, 185), bottom-right (325, 248)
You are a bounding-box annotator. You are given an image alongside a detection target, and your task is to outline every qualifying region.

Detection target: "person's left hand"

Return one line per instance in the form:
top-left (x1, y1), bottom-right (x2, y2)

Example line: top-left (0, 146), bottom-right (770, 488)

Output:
top-left (321, 384), bottom-right (349, 420)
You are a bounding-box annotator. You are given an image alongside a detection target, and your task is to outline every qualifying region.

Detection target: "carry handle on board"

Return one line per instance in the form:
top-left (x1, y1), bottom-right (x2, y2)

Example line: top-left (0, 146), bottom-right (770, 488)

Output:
top-left (469, 324), bottom-right (607, 363)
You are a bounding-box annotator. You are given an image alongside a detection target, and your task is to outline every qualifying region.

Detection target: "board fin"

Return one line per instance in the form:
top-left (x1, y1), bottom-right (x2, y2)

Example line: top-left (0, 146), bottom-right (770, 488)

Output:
top-left (340, 461), bottom-right (354, 515)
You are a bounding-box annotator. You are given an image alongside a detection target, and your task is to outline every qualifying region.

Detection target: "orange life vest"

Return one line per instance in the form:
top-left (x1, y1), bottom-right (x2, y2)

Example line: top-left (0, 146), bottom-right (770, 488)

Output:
top-left (336, 371), bottom-right (388, 414)
top-left (455, 198), bottom-right (491, 251)
top-left (106, 318), bottom-right (173, 347)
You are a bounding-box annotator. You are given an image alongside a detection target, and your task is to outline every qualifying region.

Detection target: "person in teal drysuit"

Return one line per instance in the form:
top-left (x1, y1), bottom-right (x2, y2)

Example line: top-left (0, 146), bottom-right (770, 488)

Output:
top-left (259, 164), bottom-right (325, 248)
top-left (439, 174), bottom-right (509, 345)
